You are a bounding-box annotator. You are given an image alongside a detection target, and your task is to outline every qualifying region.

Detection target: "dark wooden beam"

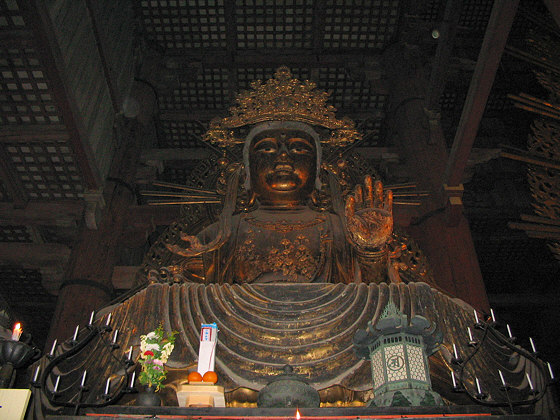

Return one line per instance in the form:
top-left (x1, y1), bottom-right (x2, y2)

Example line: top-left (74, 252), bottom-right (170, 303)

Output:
top-left (164, 50), bottom-right (384, 70)
top-left (128, 204), bottom-right (181, 228)
top-left (140, 148), bottom-right (215, 162)
top-left (20, 0), bottom-right (102, 189)
top-left (543, 0), bottom-right (560, 29)
top-left (443, 0), bottom-right (519, 187)
top-left (84, 0), bottom-right (121, 112)
top-left (425, 0), bottom-right (463, 110)
top-left (159, 109), bottom-right (385, 122)
top-left (0, 201), bottom-right (83, 226)
top-left (1, 243), bottom-right (71, 267)
top-left (312, 0), bottom-right (327, 53)
top-left (0, 125), bottom-right (70, 142)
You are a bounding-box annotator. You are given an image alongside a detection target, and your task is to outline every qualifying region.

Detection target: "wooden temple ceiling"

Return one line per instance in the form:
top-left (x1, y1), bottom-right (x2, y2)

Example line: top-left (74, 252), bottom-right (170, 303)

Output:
top-left (0, 0), bottom-right (559, 365)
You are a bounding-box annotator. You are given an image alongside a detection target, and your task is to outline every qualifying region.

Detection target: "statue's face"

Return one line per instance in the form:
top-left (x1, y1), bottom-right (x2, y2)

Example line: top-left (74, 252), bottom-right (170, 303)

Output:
top-left (249, 129), bottom-right (317, 206)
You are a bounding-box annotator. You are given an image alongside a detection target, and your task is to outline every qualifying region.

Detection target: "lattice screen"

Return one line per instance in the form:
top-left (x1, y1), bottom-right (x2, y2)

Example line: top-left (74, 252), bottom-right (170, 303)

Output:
top-left (415, 0), bottom-right (443, 23)
top-left (0, 225), bottom-right (32, 242)
top-left (235, 0), bottom-right (314, 49)
top-left (323, 0), bottom-right (400, 50)
top-left (138, 0), bottom-right (227, 50)
top-left (0, 46), bottom-right (62, 125)
top-left (484, 89), bottom-right (513, 114)
top-left (319, 67), bottom-right (387, 111)
top-left (159, 120), bottom-right (207, 148)
top-left (160, 68), bottom-right (229, 110)
top-left (0, 0), bottom-right (26, 31)
top-left (160, 155), bottom-right (219, 188)
top-left (459, 0), bottom-right (493, 32)
top-left (237, 67), bottom-right (311, 90)
top-left (3, 142), bottom-right (85, 199)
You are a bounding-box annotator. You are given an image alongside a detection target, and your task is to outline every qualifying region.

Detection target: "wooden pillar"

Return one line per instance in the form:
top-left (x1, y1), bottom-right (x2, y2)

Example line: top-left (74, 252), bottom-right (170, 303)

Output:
top-left (384, 45), bottom-right (489, 311)
top-left (46, 122), bottom-right (141, 345)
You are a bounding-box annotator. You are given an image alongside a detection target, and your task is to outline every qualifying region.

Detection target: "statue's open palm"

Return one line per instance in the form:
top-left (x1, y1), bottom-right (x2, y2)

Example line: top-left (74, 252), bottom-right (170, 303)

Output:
top-left (345, 175), bottom-right (393, 250)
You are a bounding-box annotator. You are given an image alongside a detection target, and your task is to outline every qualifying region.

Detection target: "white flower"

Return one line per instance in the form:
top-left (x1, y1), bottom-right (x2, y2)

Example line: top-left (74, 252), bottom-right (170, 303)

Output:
top-left (146, 332), bottom-right (157, 339)
top-left (145, 343), bottom-right (160, 352)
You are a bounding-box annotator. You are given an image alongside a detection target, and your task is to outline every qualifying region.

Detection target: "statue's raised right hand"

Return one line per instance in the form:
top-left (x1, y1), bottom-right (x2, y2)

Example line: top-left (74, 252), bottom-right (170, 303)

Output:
top-left (344, 175), bottom-right (393, 250)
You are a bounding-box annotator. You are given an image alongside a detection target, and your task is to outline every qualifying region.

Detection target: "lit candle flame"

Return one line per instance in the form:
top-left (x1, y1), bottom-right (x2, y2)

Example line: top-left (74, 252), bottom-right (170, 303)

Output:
top-left (11, 322), bottom-right (22, 341)
top-left (295, 408), bottom-right (301, 420)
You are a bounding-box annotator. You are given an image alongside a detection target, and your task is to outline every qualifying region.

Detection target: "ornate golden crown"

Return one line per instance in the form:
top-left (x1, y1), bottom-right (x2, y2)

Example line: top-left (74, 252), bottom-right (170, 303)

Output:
top-left (203, 66), bottom-right (361, 147)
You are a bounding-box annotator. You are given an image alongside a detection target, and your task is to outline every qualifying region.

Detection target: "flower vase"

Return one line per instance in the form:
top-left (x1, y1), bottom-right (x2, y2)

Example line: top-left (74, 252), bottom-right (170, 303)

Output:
top-left (136, 385), bottom-right (162, 406)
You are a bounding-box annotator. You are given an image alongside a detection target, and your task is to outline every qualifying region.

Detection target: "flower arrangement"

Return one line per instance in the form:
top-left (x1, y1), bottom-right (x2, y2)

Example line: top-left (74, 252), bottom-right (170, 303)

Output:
top-left (138, 324), bottom-right (177, 391)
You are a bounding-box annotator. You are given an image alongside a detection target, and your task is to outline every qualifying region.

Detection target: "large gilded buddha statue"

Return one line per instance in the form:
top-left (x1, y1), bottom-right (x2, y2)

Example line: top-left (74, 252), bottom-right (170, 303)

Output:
top-left (145, 66), bottom-right (400, 287)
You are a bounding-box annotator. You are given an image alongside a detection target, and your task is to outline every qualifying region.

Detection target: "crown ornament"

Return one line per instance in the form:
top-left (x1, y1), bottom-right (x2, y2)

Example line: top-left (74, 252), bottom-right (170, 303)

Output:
top-left (203, 66), bottom-right (361, 147)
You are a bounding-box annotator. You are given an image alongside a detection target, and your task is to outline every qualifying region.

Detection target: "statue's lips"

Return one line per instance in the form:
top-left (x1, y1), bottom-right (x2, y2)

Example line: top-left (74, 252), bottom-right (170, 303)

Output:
top-left (266, 165), bottom-right (301, 190)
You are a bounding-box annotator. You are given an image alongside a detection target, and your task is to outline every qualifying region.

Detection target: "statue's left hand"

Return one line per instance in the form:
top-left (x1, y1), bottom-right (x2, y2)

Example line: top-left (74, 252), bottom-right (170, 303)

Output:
top-left (345, 175), bottom-right (393, 250)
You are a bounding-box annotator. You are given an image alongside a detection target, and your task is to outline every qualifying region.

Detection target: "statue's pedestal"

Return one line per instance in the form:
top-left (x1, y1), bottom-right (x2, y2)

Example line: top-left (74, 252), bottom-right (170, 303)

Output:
top-left (49, 405), bottom-right (544, 419)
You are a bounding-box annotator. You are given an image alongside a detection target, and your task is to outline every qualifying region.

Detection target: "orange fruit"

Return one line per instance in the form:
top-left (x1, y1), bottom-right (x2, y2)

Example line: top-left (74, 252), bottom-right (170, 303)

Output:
top-left (202, 371), bottom-right (218, 384)
top-left (187, 371), bottom-right (203, 383)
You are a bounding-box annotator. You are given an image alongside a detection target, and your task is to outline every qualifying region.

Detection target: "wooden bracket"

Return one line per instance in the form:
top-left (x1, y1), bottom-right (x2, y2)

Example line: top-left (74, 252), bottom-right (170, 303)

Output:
top-left (443, 183), bottom-right (464, 227)
top-left (84, 190), bottom-right (106, 230)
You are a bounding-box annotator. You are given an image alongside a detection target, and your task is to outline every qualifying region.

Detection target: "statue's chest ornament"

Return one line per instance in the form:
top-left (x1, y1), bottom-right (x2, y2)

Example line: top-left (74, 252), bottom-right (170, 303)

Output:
top-left (236, 215), bottom-right (329, 282)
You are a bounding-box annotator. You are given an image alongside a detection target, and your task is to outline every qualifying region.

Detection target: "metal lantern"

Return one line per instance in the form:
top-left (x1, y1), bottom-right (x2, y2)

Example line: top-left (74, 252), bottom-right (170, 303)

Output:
top-left (354, 300), bottom-right (443, 407)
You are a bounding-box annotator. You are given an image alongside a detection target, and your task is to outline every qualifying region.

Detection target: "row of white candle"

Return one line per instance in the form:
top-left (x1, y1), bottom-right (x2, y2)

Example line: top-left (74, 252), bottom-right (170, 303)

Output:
top-left (472, 308), bottom-right (547, 356)
top-left (43, 311), bottom-right (137, 394)
top-left (43, 345), bottom-right (135, 393)
top-left (451, 368), bottom-right (548, 394)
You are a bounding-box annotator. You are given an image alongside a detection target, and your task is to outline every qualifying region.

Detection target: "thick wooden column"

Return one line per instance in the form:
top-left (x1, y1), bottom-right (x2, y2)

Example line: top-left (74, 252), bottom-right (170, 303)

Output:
top-left (46, 123), bottom-right (140, 345)
top-left (384, 45), bottom-right (489, 311)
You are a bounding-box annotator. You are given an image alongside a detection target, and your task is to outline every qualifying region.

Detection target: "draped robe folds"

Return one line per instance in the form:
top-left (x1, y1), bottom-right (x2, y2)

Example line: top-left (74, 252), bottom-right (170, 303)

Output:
top-left (32, 281), bottom-right (555, 417)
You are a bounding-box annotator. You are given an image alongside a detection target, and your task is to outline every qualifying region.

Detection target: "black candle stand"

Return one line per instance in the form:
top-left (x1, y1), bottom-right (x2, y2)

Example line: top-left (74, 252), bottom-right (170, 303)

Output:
top-left (32, 319), bottom-right (137, 416)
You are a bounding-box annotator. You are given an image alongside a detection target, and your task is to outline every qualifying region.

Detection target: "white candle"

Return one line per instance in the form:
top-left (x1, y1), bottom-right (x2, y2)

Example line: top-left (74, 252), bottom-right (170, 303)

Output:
top-left (89, 311), bottom-right (95, 325)
top-left (73, 325), bottom-right (79, 341)
top-left (112, 329), bottom-right (118, 344)
top-left (104, 378), bottom-right (111, 394)
top-left (451, 371), bottom-right (457, 388)
top-left (474, 309), bottom-right (479, 324)
top-left (467, 327), bottom-right (474, 341)
top-left (526, 372), bottom-right (534, 391)
top-left (49, 339), bottom-right (57, 357)
top-left (453, 343), bottom-right (459, 359)
top-left (506, 324), bottom-right (513, 338)
top-left (490, 308), bottom-right (496, 323)
top-left (80, 370), bottom-right (87, 387)
top-left (529, 337), bottom-right (537, 353)
top-left (475, 377), bottom-right (482, 394)
top-left (54, 375), bottom-right (60, 392)
top-left (33, 366), bottom-right (40, 382)
top-left (106, 313), bottom-right (112, 326)
top-left (11, 323), bottom-right (22, 341)
top-left (127, 346), bottom-right (133, 360)
top-left (548, 362), bottom-right (555, 379)
top-left (130, 371), bottom-right (136, 387)
top-left (498, 370), bottom-right (506, 387)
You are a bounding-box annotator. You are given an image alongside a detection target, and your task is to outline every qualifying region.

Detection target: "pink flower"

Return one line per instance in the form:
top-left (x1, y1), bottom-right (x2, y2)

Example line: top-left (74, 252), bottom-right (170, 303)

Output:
top-left (153, 359), bottom-right (164, 366)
